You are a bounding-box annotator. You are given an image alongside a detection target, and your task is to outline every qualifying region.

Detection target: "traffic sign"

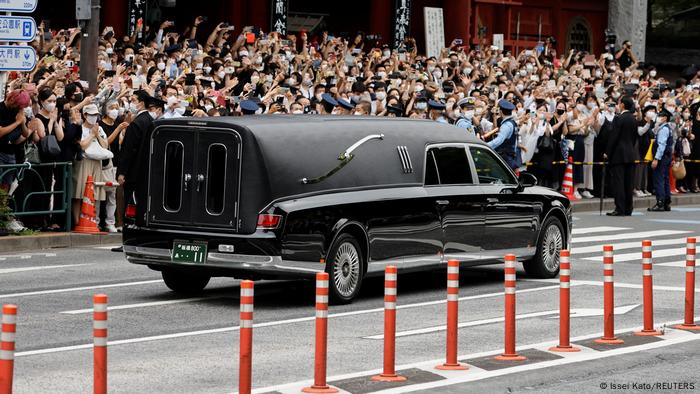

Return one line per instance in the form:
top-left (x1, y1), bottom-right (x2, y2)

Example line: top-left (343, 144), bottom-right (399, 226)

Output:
top-left (0, 45), bottom-right (36, 71)
top-left (0, 0), bottom-right (37, 13)
top-left (0, 16), bottom-right (35, 42)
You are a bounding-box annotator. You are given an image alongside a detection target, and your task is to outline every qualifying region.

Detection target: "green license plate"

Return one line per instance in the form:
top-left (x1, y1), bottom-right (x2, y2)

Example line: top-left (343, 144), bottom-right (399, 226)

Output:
top-left (172, 240), bottom-right (208, 264)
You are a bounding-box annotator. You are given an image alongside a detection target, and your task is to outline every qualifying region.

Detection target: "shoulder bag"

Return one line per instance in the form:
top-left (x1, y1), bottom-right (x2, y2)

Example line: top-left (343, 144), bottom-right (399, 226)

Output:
top-left (84, 139), bottom-right (114, 161)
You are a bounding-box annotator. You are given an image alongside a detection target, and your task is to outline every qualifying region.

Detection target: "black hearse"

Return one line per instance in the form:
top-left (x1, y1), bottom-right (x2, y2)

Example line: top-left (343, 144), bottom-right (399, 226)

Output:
top-left (124, 116), bottom-right (571, 303)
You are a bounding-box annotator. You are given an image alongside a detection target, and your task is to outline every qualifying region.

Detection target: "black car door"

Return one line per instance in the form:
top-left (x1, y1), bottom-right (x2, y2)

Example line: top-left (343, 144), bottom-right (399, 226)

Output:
top-left (425, 145), bottom-right (483, 262)
top-left (468, 145), bottom-right (539, 259)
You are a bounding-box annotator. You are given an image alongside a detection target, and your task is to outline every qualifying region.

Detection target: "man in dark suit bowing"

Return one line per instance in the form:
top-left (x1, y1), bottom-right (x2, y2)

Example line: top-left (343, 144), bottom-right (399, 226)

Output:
top-left (605, 96), bottom-right (640, 216)
top-left (117, 90), bottom-right (158, 209)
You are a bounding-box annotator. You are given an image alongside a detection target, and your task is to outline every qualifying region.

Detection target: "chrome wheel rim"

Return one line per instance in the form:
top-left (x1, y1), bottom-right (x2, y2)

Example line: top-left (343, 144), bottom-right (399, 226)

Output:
top-left (541, 224), bottom-right (563, 272)
top-left (333, 242), bottom-right (361, 297)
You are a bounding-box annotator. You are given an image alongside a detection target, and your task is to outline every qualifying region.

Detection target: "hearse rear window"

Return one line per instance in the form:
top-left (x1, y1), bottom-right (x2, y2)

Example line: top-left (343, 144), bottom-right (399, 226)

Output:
top-left (425, 146), bottom-right (473, 185)
top-left (469, 146), bottom-right (517, 185)
top-left (206, 144), bottom-right (227, 215)
top-left (163, 141), bottom-right (184, 212)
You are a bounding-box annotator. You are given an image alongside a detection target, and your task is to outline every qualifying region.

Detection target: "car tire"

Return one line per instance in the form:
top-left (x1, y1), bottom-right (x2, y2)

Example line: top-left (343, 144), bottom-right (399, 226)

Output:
top-left (162, 269), bottom-right (211, 294)
top-left (326, 234), bottom-right (365, 304)
top-left (524, 216), bottom-right (564, 278)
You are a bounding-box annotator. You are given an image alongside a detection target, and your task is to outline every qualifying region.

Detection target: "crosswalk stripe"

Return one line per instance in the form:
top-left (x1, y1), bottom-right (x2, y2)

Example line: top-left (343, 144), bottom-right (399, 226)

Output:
top-left (583, 247), bottom-right (687, 262)
top-left (572, 237), bottom-right (689, 255)
top-left (572, 230), bottom-right (690, 244)
top-left (571, 226), bottom-right (630, 235)
top-left (656, 260), bottom-right (698, 268)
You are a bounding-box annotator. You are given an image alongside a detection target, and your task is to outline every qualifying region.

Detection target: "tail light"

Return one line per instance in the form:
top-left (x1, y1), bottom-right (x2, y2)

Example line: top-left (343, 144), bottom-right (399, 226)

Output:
top-left (125, 204), bottom-right (137, 219)
top-left (257, 214), bottom-right (282, 230)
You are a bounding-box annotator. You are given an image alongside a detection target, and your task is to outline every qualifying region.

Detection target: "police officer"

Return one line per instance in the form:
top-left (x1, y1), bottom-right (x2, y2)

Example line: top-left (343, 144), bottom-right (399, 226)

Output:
top-left (336, 98), bottom-right (355, 115)
top-left (240, 100), bottom-right (259, 115)
top-left (320, 93), bottom-right (338, 115)
top-left (488, 99), bottom-right (520, 169)
top-left (428, 100), bottom-right (448, 123)
top-left (648, 109), bottom-right (674, 212)
top-left (454, 97), bottom-right (477, 135)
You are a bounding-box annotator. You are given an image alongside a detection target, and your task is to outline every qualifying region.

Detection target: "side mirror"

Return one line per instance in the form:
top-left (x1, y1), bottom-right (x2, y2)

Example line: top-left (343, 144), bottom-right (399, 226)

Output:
top-left (518, 172), bottom-right (537, 188)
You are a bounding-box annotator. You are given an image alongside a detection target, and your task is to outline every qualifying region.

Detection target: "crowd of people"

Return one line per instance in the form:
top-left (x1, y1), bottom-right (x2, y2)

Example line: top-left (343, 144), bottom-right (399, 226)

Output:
top-left (1, 16), bottom-right (700, 231)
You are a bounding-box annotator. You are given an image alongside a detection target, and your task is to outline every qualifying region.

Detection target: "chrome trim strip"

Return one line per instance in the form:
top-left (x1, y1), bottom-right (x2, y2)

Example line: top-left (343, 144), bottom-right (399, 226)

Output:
top-left (124, 245), bottom-right (323, 276)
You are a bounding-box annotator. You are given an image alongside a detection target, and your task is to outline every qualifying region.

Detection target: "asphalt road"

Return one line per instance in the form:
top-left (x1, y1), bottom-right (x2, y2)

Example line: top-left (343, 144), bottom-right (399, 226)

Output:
top-left (2, 206), bottom-right (700, 393)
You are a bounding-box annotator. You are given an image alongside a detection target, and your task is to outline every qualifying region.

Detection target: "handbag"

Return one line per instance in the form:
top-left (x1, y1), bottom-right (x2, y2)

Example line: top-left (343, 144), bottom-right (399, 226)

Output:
top-left (84, 140), bottom-right (114, 161)
top-left (24, 141), bottom-right (41, 164)
top-left (537, 134), bottom-right (553, 152)
top-left (40, 134), bottom-right (61, 158)
top-left (672, 160), bottom-right (686, 180)
top-left (682, 138), bottom-right (691, 157)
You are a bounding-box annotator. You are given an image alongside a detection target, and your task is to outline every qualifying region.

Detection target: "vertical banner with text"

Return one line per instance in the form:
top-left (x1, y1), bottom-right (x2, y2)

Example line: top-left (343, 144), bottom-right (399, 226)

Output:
top-left (423, 7), bottom-right (444, 59)
top-left (127, 0), bottom-right (146, 42)
top-left (393, 0), bottom-right (411, 49)
top-left (271, 0), bottom-right (288, 35)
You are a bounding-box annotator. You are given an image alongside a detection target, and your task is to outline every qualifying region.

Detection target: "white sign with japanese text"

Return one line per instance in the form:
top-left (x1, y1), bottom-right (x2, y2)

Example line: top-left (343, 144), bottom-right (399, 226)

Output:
top-left (423, 7), bottom-right (444, 59)
top-left (493, 34), bottom-right (504, 51)
top-left (0, 45), bottom-right (36, 71)
top-left (0, 0), bottom-right (37, 13)
top-left (0, 16), bottom-right (35, 42)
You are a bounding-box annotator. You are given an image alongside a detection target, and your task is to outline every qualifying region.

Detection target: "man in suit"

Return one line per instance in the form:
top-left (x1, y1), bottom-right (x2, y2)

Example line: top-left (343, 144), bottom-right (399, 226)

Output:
top-left (605, 96), bottom-right (640, 216)
top-left (117, 90), bottom-right (157, 209)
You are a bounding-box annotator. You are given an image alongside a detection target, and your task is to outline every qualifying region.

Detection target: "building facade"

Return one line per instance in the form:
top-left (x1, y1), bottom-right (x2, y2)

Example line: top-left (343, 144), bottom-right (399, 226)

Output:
top-left (35, 0), bottom-right (638, 57)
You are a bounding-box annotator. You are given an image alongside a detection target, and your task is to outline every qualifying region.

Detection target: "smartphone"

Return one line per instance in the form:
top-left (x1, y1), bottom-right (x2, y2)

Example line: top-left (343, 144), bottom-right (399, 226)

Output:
top-left (279, 87), bottom-right (289, 94)
top-left (246, 32), bottom-right (256, 44)
top-left (224, 66), bottom-right (234, 74)
top-left (65, 60), bottom-right (74, 68)
top-left (232, 61), bottom-right (241, 67)
top-left (454, 38), bottom-right (463, 45)
top-left (280, 39), bottom-right (293, 47)
top-left (275, 96), bottom-right (284, 104)
top-left (104, 70), bottom-right (116, 77)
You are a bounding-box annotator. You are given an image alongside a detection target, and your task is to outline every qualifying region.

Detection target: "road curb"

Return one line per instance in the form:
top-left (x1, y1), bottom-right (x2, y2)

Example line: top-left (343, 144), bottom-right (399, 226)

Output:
top-left (0, 232), bottom-right (121, 253)
top-left (572, 193), bottom-right (700, 213)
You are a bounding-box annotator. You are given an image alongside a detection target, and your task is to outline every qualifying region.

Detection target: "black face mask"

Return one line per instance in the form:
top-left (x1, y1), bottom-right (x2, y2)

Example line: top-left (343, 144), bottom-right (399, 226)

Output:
top-left (73, 92), bottom-right (83, 102)
top-left (556, 109), bottom-right (566, 116)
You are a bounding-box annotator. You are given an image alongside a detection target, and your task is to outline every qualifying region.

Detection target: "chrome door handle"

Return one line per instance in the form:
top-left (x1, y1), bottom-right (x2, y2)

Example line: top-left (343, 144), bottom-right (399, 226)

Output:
top-left (435, 200), bottom-right (450, 205)
top-left (183, 173), bottom-right (191, 192)
top-left (196, 174), bottom-right (205, 192)
top-left (486, 197), bottom-right (499, 204)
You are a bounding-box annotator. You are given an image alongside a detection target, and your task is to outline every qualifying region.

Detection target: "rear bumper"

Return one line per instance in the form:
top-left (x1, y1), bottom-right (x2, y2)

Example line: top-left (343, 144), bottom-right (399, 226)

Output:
top-left (124, 245), bottom-right (323, 278)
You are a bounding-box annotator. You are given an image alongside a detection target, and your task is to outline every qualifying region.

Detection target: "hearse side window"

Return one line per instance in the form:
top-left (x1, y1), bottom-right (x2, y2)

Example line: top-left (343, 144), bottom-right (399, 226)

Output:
top-left (163, 141), bottom-right (184, 212)
top-left (206, 144), bottom-right (227, 215)
top-left (469, 146), bottom-right (517, 185)
top-left (425, 146), bottom-right (473, 185)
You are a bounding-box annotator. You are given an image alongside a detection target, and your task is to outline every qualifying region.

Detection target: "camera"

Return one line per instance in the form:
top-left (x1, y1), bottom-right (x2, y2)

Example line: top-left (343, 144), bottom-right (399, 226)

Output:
top-left (604, 29), bottom-right (617, 54)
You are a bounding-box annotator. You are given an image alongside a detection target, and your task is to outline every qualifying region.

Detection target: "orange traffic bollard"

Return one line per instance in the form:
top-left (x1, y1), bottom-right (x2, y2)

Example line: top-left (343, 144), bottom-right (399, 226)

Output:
top-left (634, 241), bottom-right (662, 336)
top-left (239, 280), bottom-right (254, 394)
top-left (93, 294), bottom-right (108, 394)
top-left (594, 246), bottom-right (624, 344)
top-left (550, 250), bottom-right (580, 352)
top-left (436, 260), bottom-right (467, 370)
top-left (75, 176), bottom-right (102, 234)
top-left (674, 237), bottom-right (700, 330)
top-left (495, 255), bottom-right (527, 361)
top-left (0, 304), bottom-right (17, 394)
top-left (302, 273), bottom-right (338, 393)
top-left (372, 266), bottom-right (406, 381)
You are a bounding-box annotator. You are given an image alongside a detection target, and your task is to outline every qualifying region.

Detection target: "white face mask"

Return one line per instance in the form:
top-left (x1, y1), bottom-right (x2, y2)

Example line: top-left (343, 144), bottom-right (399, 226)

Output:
top-left (624, 70), bottom-right (632, 78)
top-left (203, 66), bottom-right (212, 74)
top-left (595, 70), bottom-right (602, 77)
top-left (157, 62), bottom-right (166, 71)
top-left (23, 107), bottom-right (33, 118)
top-left (650, 70), bottom-right (657, 77)
top-left (105, 47), bottom-right (113, 55)
top-left (148, 110), bottom-right (159, 120)
top-left (129, 102), bottom-right (140, 113)
top-left (587, 102), bottom-right (596, 110)
top-left (217, 71), bottom-right (226, 79)
top-left (86, 115), bottom-right (99, 124)
top-left (376, 92), bottom-right (386, 101)
top-left (516, 84), bottom-right (524, 91)
top-left (416, 102), bottom-right (427, 110)
top-left (519, 70), bottom-right (527, 77)
top-left (464, 68), bottom-right (472, 75)
top-left (239, 51), bottom-right (249, 57)
top-left (174, 107), bottom-right (186, 116)
top-left (107, 109), bottom-right (119, 120)
top-left (433, 71), bottom-right (442, 79)
top-left (464, 110), bottom-right (474, 119)
top-left (415, 85), bottom-right (424, 92)
top-left (195, 63), bottom-right (203, 70)
top-left (204, 104), bottom-right (214, 112)
top-left (250, 76), bottom-right (260, 84)
top-left (646, 111), bottom-right (657, 122)
top-left (42, 102), bottom-right (56, 112)
top-left (666, 106), bottom-right (676, 114)
top-left (377, 71), bottom-right (386, 78)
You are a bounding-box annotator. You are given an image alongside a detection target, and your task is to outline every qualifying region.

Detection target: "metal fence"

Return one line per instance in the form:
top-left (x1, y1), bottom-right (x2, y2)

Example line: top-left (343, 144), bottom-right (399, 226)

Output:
top-left (0, 162), bottom-right (73, 231)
